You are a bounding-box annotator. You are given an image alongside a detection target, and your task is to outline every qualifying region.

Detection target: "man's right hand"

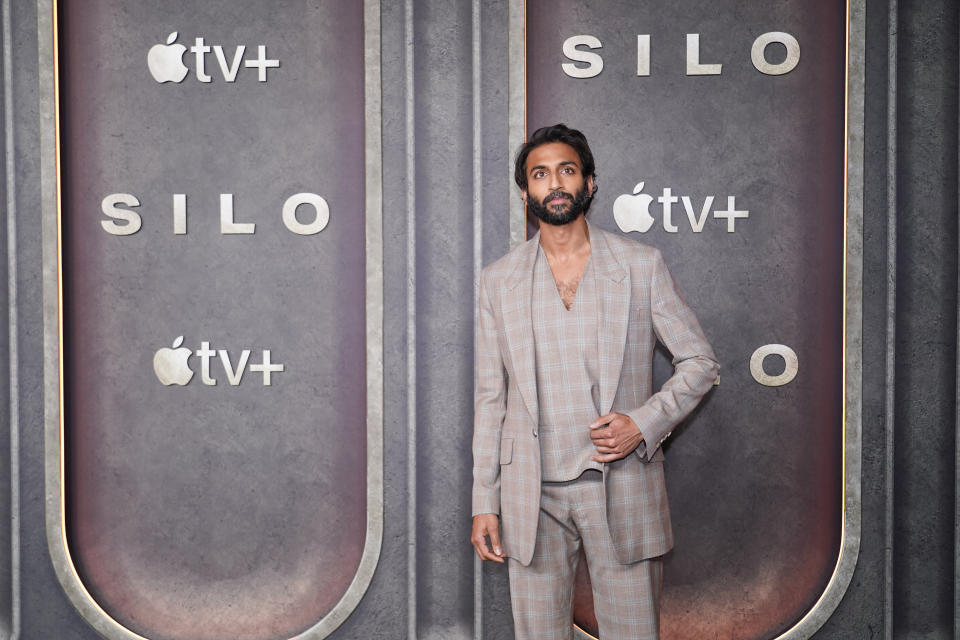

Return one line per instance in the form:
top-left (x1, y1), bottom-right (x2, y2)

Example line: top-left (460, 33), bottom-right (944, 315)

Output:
top-left (470, 514), bottom-right (505, 563)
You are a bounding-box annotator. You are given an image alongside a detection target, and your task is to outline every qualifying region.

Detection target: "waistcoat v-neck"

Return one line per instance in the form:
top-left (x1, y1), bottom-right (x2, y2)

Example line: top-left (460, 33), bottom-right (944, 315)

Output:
top-left (532, 245), bottom-right (604, 482)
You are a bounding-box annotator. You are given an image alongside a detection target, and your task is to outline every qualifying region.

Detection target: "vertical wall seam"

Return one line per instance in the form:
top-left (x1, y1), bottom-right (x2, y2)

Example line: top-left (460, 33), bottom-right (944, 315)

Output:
top-left (954, 0), bottom-right (960, 632)
top-left (404, 0), bottom-right (417, 637)
top-left (883, 1), bottom-right (897, 638)
top-left (471, 0), bottom-right (483, 637)
top-left (2, 0), bottom-right (20, 635)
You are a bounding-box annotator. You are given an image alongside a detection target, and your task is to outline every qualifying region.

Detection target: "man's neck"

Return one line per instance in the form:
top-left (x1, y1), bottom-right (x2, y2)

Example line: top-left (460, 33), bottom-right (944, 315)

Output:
top-left (538, 215), bottom-right (591, 262)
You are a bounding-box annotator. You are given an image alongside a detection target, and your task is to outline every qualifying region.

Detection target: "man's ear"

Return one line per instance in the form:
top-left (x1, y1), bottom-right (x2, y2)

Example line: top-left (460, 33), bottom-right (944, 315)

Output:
top-left (586, 175), bottom-right (595, 196)
top-left (520, 190), bottom-right (528, 203)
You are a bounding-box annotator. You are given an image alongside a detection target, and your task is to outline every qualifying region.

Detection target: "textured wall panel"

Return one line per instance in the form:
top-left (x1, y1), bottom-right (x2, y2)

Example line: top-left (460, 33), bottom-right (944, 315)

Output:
top-left (5, 0), bottom-right (959, 639)
top-left (524, 2), bottom-right (846, 638)
top-left (892, 1), bottom-right (958, 638)
top-left (54, 2), bottom-right (372, 639)
top-left (409, 1), bottom-right (476, 637)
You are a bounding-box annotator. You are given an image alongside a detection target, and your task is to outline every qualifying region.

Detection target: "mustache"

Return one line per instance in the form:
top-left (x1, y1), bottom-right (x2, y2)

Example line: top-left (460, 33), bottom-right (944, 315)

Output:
top-left (542, 190), bottom-right (574, 206)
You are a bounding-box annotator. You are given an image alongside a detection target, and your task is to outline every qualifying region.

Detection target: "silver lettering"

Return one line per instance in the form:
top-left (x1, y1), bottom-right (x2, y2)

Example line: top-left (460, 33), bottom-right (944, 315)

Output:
top-left (562, 35), bottom-right (604, 79)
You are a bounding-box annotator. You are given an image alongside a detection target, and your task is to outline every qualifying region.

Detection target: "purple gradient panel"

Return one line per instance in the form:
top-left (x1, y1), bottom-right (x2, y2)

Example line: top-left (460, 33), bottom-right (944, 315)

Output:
top-left (527, 1), bottom-right (845, 638)
top-left (58, 2), bottom-right (367, 639)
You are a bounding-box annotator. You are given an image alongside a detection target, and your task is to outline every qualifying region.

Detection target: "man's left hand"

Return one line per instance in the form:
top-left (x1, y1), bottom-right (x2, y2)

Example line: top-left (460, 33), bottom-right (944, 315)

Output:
top-left (589, 412), bottom-right (644, 462)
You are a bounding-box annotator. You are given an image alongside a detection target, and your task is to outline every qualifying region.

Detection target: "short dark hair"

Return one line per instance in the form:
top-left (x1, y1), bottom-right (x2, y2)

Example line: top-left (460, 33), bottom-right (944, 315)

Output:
top-left (513, 123), bottom-right (597, 194)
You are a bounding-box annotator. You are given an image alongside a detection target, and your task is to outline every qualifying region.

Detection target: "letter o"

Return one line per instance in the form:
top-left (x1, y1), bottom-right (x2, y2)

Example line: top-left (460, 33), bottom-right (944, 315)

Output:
top-left (751, 32), bottom-right (800, 76)
top-left (282, 193), bottom-right (329, 235)
top-left (750, 344), bottom-right (798, 387)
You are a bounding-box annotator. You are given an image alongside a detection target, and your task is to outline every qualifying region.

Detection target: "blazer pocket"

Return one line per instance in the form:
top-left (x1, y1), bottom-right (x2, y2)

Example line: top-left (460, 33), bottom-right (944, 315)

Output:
top-left (500, 437), bottom-right (514, 465)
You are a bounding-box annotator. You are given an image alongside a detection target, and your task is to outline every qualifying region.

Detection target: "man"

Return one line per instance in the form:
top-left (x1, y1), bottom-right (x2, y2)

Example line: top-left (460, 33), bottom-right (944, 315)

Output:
top-left (470, 124), bottom-right (719, 639)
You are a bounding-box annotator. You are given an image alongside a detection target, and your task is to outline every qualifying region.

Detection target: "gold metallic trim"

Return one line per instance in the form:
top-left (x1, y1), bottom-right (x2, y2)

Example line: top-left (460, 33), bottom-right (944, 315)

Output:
top-left (40, 1), bottom-right (384, 639)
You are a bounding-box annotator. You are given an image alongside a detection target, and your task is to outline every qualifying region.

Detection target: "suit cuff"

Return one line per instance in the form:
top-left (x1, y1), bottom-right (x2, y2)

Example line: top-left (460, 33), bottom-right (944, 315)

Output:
top-left (472, 492), bottom-right (500, 517)
top-left (626, 406), bottom-right (672, 461)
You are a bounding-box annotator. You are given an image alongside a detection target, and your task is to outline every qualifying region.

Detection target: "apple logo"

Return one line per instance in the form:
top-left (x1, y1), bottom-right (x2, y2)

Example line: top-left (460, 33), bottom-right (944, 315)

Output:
top-left (613, 182), bottom-right (656, 233)
top-left (153, 336), bottom-right (194, 385)
top-left (147, 32), bottom-right (189, 83)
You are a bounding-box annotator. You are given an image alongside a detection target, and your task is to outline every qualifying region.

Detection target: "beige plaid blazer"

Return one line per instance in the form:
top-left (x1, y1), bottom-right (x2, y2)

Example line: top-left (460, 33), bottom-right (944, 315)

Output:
top-left (472, 222), bottom-right (719, 566)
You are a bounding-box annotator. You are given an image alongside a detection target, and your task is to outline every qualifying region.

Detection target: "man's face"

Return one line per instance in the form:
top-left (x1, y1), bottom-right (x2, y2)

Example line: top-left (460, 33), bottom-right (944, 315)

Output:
top-left (522, 142), bottom-right (594, 226)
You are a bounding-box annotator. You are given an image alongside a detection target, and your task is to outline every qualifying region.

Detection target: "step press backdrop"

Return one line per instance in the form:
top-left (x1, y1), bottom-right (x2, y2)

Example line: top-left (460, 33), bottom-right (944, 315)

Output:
top-left (33, 1), bottom-right (861, 640)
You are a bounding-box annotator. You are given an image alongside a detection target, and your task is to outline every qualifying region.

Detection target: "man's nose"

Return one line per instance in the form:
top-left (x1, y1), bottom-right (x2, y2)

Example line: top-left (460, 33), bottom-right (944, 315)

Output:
top-left (548, 172), bottom-right (561, 191)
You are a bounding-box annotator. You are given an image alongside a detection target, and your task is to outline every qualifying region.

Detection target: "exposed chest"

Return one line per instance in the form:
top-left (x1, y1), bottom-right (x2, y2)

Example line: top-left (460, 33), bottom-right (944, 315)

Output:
top-left (546, 256), bottom-right (590, 310)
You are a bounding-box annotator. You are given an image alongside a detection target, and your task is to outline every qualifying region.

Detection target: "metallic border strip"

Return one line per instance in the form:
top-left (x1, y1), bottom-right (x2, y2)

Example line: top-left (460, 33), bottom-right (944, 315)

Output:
top-left (504, 2), bottom-right (867, 638)
top-left (885, 1), bottom-right (898, 638)
top-left (2, 0), bottom-right (20, 635)
top-left (471, 0), bottom-right (484, 637)
top-left (507, 0), bottom-right (525, 249)
top-left (39, 1), bottom-right (384, 638)
top-left (403, 0), bottom-right (418, 636)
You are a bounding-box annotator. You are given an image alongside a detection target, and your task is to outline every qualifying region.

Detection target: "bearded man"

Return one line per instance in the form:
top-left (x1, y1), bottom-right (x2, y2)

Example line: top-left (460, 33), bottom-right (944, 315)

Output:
top-left (470, 123), bottom-right (719, 639)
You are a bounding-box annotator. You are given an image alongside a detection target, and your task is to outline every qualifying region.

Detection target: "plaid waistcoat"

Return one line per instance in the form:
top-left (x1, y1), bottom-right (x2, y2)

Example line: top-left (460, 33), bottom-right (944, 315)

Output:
top-left (532, 246), bottom-right (605, 481)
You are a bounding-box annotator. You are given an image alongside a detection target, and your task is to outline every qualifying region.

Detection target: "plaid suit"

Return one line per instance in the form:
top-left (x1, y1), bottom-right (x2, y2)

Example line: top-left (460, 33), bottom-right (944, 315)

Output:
top-left (472, 223), bottom-right (719, 567)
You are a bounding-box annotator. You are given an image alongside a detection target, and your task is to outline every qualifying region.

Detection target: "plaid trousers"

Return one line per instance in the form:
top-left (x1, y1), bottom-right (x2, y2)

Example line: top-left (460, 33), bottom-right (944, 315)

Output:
top-left (508, 470), bottom-right (663, 640)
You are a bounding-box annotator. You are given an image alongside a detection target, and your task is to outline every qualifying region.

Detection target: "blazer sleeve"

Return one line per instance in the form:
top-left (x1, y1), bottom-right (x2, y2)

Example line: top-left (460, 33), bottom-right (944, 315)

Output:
top-left (626, 248), bottom-right (719, 460)
top-left (472, 270), bottom-right (508, 516)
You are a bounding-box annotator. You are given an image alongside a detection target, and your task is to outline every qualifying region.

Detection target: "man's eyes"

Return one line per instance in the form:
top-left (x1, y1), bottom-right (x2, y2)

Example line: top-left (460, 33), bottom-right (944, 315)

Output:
top-left (532, 167), bottom-right (576, 179)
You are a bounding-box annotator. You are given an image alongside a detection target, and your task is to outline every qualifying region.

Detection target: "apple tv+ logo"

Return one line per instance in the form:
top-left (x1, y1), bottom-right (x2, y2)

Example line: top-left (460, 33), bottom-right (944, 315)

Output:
top-left (613, 181), bottom-right (750, 234)
top-left (147, 32), bottom-right (280, 84)
top-left (153, 336), bottom-right (285, 387)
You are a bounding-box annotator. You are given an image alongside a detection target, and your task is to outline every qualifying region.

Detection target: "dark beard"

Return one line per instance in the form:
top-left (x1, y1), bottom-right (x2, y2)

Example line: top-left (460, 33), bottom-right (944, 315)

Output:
top-left (527, 186), bottom-right (592, 226)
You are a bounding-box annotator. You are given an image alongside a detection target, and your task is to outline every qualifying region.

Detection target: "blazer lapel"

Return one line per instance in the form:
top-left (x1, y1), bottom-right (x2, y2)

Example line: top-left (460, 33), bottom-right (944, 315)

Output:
top-left (500, 235), bottom-right (540, 427)
top-left (590, 225), bottom-right (631, 415)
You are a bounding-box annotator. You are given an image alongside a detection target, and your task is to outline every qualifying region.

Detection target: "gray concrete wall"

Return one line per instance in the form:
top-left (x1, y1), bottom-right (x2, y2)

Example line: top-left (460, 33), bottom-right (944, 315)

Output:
top-left (1, 0), bottom-right (957, 639)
